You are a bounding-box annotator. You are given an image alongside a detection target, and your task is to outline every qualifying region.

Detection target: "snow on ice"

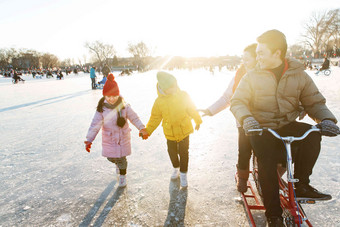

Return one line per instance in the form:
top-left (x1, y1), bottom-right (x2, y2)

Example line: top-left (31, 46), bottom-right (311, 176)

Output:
top-left (0, 67), bottom-right (339, 226)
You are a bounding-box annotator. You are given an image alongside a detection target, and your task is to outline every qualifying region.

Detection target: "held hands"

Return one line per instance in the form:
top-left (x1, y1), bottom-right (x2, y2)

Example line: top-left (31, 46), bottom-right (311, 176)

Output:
top-left (316, 120), bottom-right (340, 137)
top-left (139, 128), bottom-right (149, 140)
top-left (198, 109), bottom-right (212, 117)
top-left (84, 141), bottom-right (92, 152)
top-left (243, 117), bottom-right (262, 136)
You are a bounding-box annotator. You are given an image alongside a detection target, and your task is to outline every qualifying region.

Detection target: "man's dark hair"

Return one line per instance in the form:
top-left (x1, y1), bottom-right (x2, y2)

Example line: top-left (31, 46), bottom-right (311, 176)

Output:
top-left (243, 43), bottom-right (257, 58)
top-left (257, 29), bottom-right (287, 60)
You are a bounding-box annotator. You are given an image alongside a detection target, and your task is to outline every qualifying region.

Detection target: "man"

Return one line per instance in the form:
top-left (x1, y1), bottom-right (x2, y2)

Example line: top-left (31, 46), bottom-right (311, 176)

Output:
top-left (315, 56), bottom-right (330, 74)
top-left (230, 30), bottom-right (339, 226)
top-left (90, 66), bottom-right (97, 89)
top-left (102, 64), bottom-right (110, 78)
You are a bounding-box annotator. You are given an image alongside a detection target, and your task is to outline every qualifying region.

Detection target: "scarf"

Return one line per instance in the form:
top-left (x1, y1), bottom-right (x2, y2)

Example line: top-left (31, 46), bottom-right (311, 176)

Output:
top-left (104, 97), bottom-right (126, 128)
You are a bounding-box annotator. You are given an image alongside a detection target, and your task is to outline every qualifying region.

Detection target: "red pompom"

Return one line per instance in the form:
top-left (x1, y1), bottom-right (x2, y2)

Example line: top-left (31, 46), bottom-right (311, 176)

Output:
top-left (107, 73), bottom-right (115, 81)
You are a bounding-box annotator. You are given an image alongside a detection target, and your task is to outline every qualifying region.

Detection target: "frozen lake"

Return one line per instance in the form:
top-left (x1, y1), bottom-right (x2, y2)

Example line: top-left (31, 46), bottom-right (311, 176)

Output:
top-left (1, 67), bottom-right (340, 226)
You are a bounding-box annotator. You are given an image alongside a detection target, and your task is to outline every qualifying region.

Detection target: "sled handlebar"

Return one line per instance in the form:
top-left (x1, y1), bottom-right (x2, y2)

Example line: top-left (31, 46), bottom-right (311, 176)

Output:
top-left (248, 126), bottom-right (320, 142)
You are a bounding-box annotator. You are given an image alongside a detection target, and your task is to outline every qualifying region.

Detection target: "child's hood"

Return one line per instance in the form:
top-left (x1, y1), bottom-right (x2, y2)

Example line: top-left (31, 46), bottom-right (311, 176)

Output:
top-left (157, 71), bottom-right (177, 91)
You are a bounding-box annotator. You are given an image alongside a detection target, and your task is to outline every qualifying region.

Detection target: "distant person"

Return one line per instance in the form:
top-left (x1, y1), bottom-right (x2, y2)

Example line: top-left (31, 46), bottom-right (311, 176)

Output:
top-left (97, 74), bottom-right (107, 88)
top-left (90, 66), bottom-right (97, 89)
top-left (321, 57), bottom-right (330, 70)
top-left (57, 71), bottom-right (64, 80)
top-left (84, 74), bottom-right (148, 187)
top-left (307, 60), bottom-right (313, 70)
top-left (12, 70), bottom-right (19, 83)
top-left (102, 64), bottom-right (110, 78)
top-left (199, 43), bottom-right (257, 193)
top-left (119, 69), bottom-right (132, 76)
top-left (143, 71), bottom-right (202, 188)
top-left (209, 65), bottom-right (214, 74)
top-left (12, 70), bottom-right (25, 83)
top-left (46, 71), bottom-right (53, 78)
top-left (315, 57), bottom-right (330, 74)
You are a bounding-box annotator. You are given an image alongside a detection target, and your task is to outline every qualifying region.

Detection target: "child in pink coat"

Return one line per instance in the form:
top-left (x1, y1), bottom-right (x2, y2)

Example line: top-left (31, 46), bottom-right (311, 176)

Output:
top-left (84, 73), bottom-right (148, 187)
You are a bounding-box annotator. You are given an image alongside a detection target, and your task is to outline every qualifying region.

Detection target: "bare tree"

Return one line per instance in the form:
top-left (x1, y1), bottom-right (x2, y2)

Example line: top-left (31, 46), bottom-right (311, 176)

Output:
top-left (40, 53), bottom-right (59, 69)
top-left (288, 44), bottom-right (306, 58)
top-left (60, 58), bottom-right (72, 68)
top-left (0, 48), bottom-right (18, 67)
top-left (82, 54), bottom-right (87, 65)
top-left (78, 58), bottom-right (82, 66)
top-left (84, 41), bottom-right (116, 67)
top-left (20, 51), bottom-right (40, 69)
top-left (0, 49), bottom-right (11, 68)
top-left (127, 41), bottom-right (151, 71)
top-left (302, 9), bottom-right (340, 58)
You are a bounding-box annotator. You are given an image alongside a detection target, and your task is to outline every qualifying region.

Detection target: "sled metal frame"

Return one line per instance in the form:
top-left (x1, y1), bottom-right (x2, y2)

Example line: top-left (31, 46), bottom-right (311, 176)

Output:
top-left (239, 127), bottom-right (321, 227)
top-left (239, 172), bottom-right (265, 226)
top-left (278, 176), bottom-right (313, 227)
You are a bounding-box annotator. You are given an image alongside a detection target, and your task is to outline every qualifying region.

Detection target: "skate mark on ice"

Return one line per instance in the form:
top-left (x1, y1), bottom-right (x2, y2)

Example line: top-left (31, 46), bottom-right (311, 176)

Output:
top-left (0, 90), bottom-right (89, 113)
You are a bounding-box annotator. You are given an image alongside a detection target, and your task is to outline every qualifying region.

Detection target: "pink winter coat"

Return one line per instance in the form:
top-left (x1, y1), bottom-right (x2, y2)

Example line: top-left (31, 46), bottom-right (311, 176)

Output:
top-left (86, 101), bottom-right (145, 158)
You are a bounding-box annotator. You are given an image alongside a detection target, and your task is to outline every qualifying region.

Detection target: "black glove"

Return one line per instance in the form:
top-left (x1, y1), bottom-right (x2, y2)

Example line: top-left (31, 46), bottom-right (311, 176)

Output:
top-left (243, 117), bottom-right (262, 136)
top-left (317, 120), bottom-right (340, 137)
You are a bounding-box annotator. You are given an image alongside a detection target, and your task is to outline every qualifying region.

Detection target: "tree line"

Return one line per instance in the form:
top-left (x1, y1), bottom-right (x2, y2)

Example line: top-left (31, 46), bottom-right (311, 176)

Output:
top-left (1, 8), bottom-right (339, 72)
top-left (85, 8), bottom-right (340, 69)
top-left (290, 8), bottom-right (340, 60)
top-left (0, 49), bottom-right (60, 70)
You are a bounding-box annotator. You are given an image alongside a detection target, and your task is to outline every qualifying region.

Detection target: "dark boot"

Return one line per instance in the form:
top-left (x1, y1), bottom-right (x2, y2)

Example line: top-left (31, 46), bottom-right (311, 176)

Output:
top-left (267, 216), bottom-right (284, 227)
top-left (236, 165), bottom-right (249, 193)
top-left (295, 184), bottom-right (332, 200)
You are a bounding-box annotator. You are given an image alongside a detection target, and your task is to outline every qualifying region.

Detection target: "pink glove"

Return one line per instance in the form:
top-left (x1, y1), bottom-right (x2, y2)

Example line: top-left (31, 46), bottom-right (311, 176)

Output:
top-left (84, 141), bottom-right (92, 153)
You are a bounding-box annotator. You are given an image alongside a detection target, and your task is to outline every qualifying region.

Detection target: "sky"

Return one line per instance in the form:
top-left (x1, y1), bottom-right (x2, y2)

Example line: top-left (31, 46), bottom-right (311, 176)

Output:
top-left (0, 0), bottom-right (339, 61)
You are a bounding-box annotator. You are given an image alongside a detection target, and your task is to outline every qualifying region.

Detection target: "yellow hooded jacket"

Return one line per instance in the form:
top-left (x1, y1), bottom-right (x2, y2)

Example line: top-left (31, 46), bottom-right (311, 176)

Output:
top-left (146, 85), bottom-right (202, 142)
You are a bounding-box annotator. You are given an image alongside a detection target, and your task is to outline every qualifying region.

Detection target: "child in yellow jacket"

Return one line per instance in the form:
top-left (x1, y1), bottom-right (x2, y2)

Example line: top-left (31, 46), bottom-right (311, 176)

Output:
top-left (143, 71), bottom-right (202, 187)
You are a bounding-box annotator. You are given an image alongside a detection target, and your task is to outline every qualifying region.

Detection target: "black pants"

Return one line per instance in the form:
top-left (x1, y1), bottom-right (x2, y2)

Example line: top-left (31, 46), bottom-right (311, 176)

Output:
top-left (237, 127), bottom-right (253, 170)
top-left (167, 136), bottom-right (189, 173)
top-left (249, 121), bottom-right (321, 217)
top-left (91, 78), bottom-right (96, 89)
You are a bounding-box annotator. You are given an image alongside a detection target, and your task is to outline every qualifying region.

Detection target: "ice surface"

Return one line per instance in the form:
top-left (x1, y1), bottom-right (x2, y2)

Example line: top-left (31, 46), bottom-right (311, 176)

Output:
top-left (0, 67), bottom-right (339, 226)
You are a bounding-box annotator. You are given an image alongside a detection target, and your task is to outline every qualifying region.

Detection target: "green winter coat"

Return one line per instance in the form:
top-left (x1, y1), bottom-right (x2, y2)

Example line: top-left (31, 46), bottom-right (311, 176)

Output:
top-left (230, 58), bottom-right (337, 129)
top-left (146, 85), bottom-right (202, 142)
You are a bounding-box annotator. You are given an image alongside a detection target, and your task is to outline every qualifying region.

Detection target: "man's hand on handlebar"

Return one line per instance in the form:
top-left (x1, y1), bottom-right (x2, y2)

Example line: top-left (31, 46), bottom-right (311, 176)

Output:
top-left (317, 119), bottom-right (340, 137)
top-left (243, 117), bottom-right (262, 136)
